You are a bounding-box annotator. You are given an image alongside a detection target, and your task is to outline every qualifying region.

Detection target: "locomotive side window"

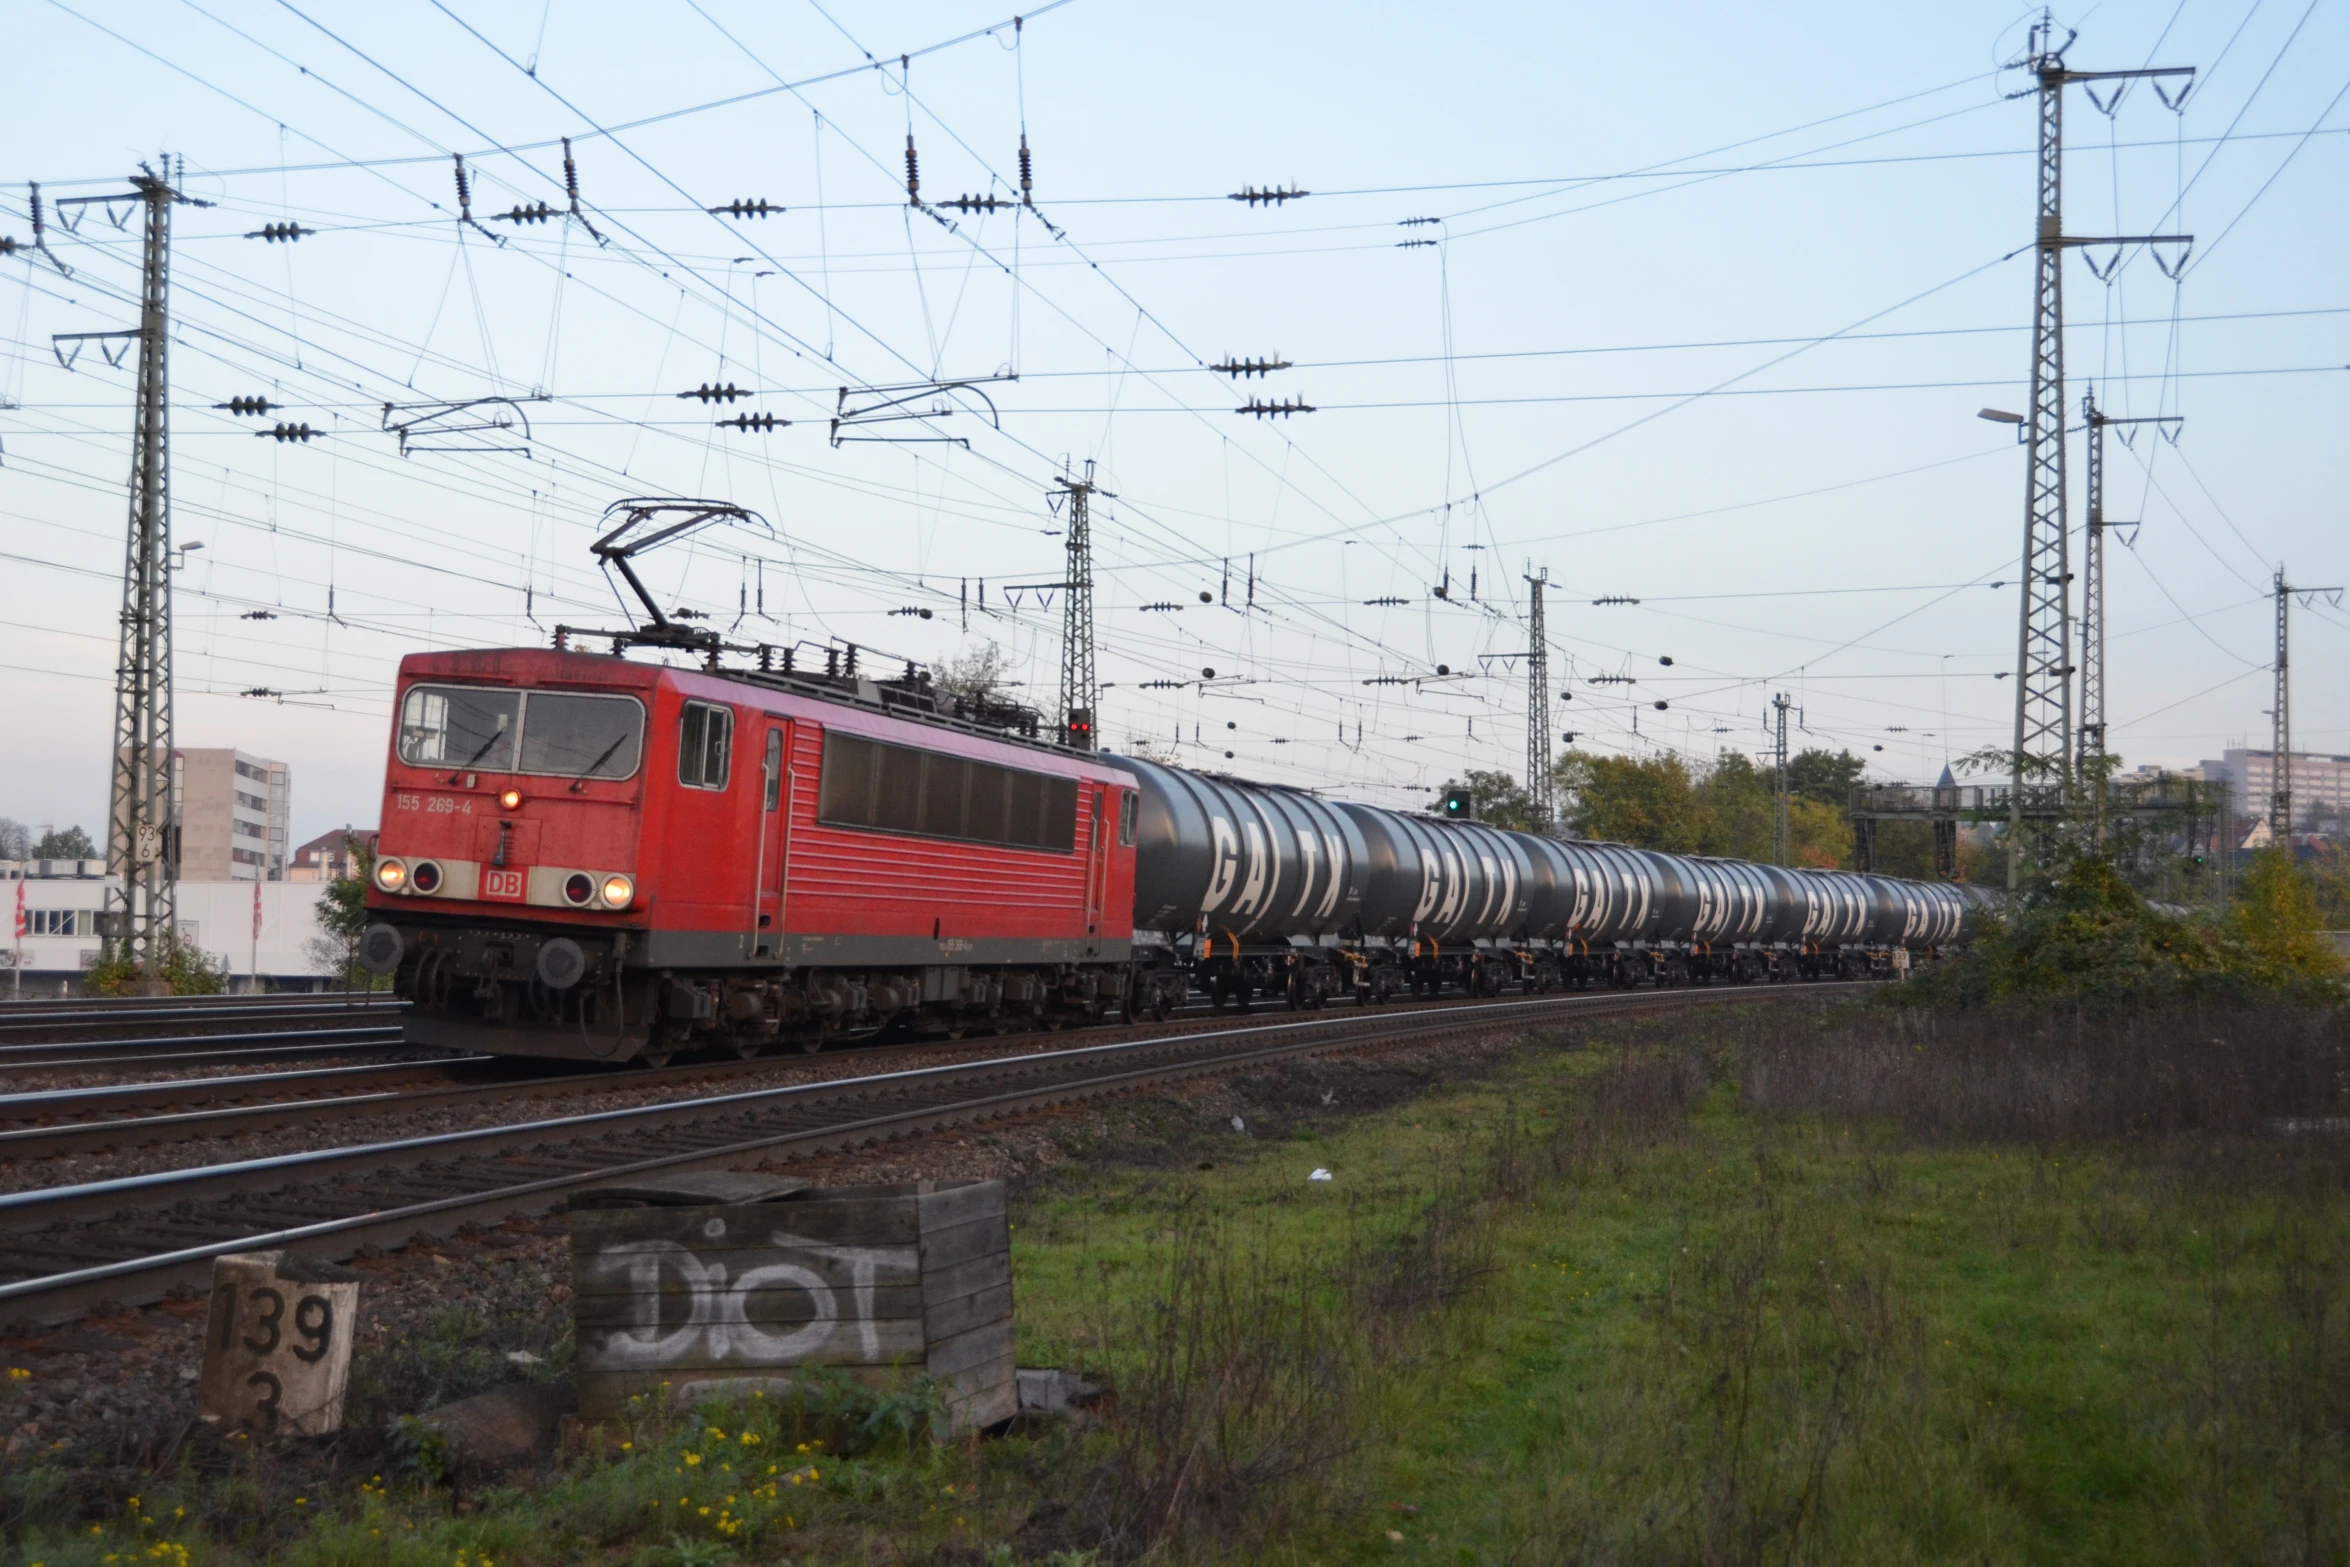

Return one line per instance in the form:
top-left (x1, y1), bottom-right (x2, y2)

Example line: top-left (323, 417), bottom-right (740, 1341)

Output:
top-left (678, 703), bottom-right (733, 790)
top-left (762, 728), bottom-right (784, 811)
top-left (1119, 790), bottom-right (1138, 847)
top-left (517, 692), bottom-right (643, 780)
top-left (818, 731), bottom-right (1076, 852)
top-left (397, 686), bottom-right (520, 771)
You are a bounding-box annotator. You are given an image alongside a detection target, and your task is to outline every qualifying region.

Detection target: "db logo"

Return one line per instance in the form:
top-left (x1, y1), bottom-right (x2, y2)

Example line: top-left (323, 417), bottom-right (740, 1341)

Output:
top-left (481, 868), bottom-right (527, 902)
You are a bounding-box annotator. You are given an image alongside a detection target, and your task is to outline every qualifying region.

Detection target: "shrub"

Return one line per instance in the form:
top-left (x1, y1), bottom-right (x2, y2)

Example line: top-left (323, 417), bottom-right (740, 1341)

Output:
top-left (1904, 851), bottom-right (2342, 1011)
top-left (84, 925), bottom-right (226, 996)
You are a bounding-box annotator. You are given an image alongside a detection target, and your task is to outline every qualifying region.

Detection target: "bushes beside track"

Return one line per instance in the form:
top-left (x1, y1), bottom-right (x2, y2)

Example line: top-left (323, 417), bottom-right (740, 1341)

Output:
top-left (1902, 848), bottom-right (2343, 1011)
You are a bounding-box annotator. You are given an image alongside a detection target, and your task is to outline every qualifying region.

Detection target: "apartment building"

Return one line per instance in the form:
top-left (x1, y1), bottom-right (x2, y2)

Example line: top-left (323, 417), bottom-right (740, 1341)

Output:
top-left (171, 748), bottom-right (292, 880)
top-left (2202, 749), bottom-right (2350, 830)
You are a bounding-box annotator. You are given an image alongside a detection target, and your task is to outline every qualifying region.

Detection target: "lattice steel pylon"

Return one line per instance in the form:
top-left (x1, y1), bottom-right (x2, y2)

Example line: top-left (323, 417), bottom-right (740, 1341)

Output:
top-left (1525, 568), bottom-right (1554, 832)
top-left (2004, 17), bottom-right (2193, 888)
top-left (104, 172), bottom-right (188, 972)
top-left (1772, 693), bottom-right (1792, 866)
top-left (2269, 568), bottom-right (2344, 841)
top-left (1055, 462), bottom-right (1099, 750)
top-left (2077, 386), bottom-right (2179, 844)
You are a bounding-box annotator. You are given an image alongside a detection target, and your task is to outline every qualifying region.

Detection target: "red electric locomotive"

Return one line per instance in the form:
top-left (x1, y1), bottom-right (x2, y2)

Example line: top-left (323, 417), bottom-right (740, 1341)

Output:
top-left (358, 646), bottom-right (1142, 1062)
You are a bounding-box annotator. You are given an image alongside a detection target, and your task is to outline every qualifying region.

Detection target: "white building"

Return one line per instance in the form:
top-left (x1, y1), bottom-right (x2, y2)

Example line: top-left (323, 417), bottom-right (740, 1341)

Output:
top-left (2203, 749), bottom-right (2350, 829)
top-left (0, 861), bottom-right (338, 996)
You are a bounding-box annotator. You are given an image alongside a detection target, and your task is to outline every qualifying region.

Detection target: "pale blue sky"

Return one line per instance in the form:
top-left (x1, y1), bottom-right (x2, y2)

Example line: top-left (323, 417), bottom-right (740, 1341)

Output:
top-left (3, 0), bottom-right (2345, 843)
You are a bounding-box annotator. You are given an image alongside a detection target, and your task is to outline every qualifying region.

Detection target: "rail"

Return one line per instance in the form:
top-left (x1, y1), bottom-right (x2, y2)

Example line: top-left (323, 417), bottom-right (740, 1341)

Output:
top-left (0, 983), bottom-right (1862, 1323)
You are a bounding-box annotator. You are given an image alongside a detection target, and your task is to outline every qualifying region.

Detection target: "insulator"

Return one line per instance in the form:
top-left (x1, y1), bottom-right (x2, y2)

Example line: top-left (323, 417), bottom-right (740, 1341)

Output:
top-left (246, 222), bottom-right (312, 243)
top-left (1397, 238), bottom-right (1437, 249)
top-left (562, 136), bottom-right (583, 203)
top-left (0, 238), bottom-right (19, 257)
top-left (678, 382), bottom-right (746, 404)
top-left (216, 396), bottom-right (277, 417)
top-left (718, 412), bottom-right (785, 432)
top-left (452, 155), bottom-right (473, 214)
top-left (258, 422), bottom-right (314, 442)
top-left (710, 198), bottom-right (778, 219)
top-left (500, 202), bottom-right (555, 224)
top-left (904, 137), bottom-right (919, 203)
top-left (1019, 134), bottom-right (1033, 197)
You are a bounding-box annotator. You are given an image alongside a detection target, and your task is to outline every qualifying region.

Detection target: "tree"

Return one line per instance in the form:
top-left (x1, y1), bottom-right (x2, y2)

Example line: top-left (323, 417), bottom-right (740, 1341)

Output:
top-left (308, 832), bottom-right (387, 988)
top-left (1548, 747), bottom-right (1856, 866)
top-left (2230, 846), bottom-right (2344, 990)
top-left (32, 825), bottom-right (97, 860)
top-left (1431, 769), bottom-right (1541, 833)
top-left (934, 641), bottom-right (1014, 702)
top-left (1785, 748), bottom-right (1865, 809)
top-left (0, 818), bottom-right (29, 861)
top-left (1555, 751), bottom-right (1707, 848)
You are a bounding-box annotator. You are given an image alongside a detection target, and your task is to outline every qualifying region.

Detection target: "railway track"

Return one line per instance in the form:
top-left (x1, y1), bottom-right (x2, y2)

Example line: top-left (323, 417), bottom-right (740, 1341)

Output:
top-left (0, 983), bottom-right (1861, 1324)
top-left (0, 981), bottom-right (1834, 1154)
top-left (0, 991), bottom-right (404, 1044)
top-left (0, 992), bottom-right (413, 1077)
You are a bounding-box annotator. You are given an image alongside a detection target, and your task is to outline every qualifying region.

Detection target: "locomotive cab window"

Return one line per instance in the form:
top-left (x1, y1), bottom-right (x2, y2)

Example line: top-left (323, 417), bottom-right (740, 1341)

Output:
top-left (678, 702), bottom-right (734, 791)
top-left (395, 685), bottom-right (644, 781)
top-left (818, 731), bottom-right (1076, 852)
top-left (397, 686), bottom-right (519, 772)
top-left (516, 692), bottom-right (643, 780)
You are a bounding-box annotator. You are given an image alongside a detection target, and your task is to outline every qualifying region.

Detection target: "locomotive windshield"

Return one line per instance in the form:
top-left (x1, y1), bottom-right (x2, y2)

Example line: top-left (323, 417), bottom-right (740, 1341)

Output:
top-left (397, 684), bottom-right (643, 781)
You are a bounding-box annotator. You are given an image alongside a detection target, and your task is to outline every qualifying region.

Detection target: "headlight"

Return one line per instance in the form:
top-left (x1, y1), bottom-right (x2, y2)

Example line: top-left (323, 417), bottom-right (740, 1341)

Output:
top-left (563, 872), bottom-right (595, 907)
top-left (410, 860), bottom-right (444, 895)
top-left (375, 858), bottom-right (406, 892)
top-left (498, 787), bottom-right (524, 810)
top-left (600, 874), bottom-right (635, 909)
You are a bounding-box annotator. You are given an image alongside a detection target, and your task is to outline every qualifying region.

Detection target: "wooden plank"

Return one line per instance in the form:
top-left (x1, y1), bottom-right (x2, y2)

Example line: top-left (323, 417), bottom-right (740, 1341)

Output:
top-left (916, 1213), bottom-right (1009, 1273)
top-left (576, 1314), bottom-right (927, 1374)
top-left (916, 1180), bottom-right (1006, 1234)
top-left (573, 1282), bottom-right (927, 1327)
top-left (920, 1249), bottom-right (1011, 1306)
top-left (579, 1361), bottom-right (930, 1418)
top-left (922, 1281), bottom-right (1012, 1346)
top-left (925, 1317), bottom-right (1014, 1383)
top-left (569, 1244), bottom-right (920, 1293)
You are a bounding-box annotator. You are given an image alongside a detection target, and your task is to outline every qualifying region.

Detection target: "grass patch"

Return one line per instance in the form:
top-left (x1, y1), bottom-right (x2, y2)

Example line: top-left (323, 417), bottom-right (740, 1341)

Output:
top-left (6, 1004), bottom-right (2348, 1563)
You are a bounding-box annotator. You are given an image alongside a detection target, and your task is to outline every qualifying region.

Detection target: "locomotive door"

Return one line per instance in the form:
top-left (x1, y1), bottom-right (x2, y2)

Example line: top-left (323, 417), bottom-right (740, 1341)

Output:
top-left (1082, 785), bottom-right (1107, 956)
top-left (750, 723), bottom-right (788, 957)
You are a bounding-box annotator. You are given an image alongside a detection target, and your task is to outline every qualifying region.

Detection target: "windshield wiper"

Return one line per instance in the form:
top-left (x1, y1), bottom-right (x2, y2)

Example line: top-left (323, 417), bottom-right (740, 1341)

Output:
top-left (444, 727), bottom-right (508, 784)
top-left (569, 734), bottom-right (630, 792)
